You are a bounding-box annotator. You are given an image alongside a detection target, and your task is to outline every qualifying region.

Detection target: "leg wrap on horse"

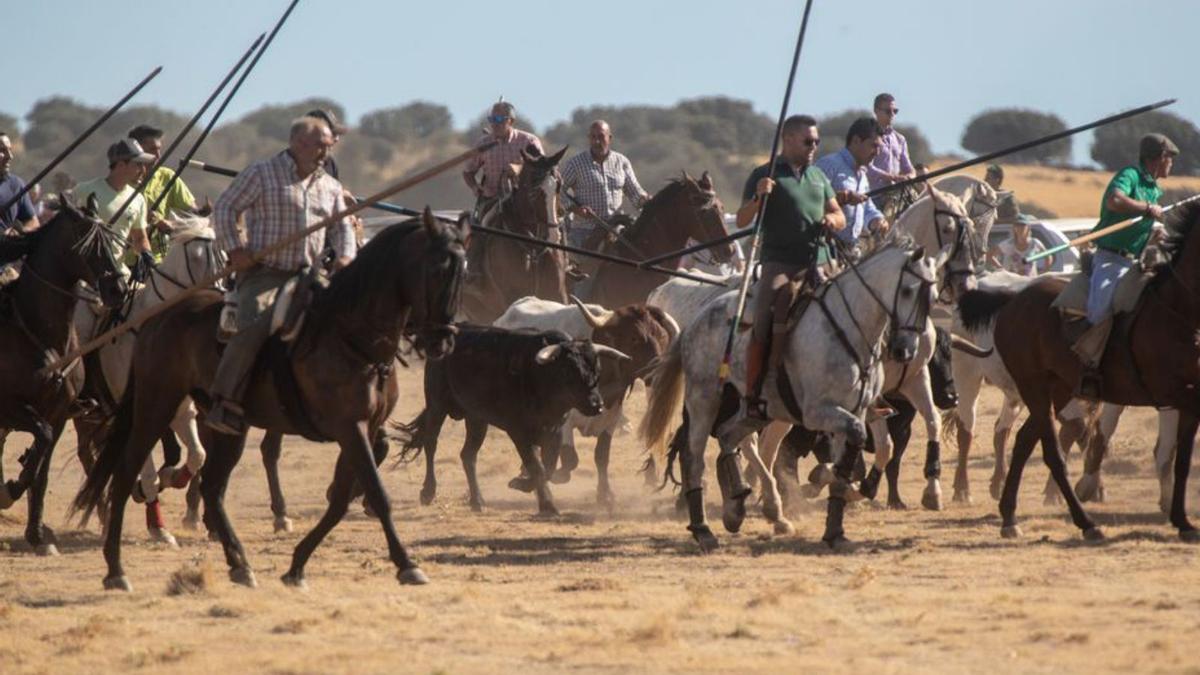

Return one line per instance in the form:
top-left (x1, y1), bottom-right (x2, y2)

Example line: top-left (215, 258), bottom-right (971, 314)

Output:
top-left (924, 440), bottom-right (942, 480)
top-left (684, 488), bottom-right (707, 532)
top-left (716, 451), bottom-right (751, 501)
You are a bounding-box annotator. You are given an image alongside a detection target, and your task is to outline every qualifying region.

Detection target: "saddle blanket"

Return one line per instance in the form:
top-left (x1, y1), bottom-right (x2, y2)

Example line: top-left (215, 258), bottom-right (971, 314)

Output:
top-left (1050, 267), bottom-right (1150, 318)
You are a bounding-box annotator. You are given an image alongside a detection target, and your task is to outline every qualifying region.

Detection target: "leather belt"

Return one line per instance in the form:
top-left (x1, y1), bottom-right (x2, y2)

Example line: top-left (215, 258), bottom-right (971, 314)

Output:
top-left (1097, 246), bottom-right (1136, 261)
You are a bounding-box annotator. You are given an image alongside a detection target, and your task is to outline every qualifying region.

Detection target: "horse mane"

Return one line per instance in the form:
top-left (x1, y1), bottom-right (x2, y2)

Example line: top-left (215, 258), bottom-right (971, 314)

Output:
top-left (622, 179), bottom-right (685, 238)
top-left (0, 206), bottom-right (79, 265)
top-left (956, 288), bottom-right (1016, 333)
top-left (311, 221), bottom-right (423, 322)
top-left (1157, 200), bottom-right (1200, 270)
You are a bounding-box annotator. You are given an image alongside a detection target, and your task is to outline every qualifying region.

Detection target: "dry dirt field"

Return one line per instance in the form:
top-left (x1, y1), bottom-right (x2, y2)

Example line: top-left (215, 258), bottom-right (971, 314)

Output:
top-left (2, 366), bottom-right (1199, 674)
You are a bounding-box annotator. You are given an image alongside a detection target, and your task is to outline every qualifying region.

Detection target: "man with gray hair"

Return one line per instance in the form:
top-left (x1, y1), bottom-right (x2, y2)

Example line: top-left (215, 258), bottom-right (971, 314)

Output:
top-left (206, 117), bottom-right (355, 434)
top-left (559, 120), bottom-right (649, 250)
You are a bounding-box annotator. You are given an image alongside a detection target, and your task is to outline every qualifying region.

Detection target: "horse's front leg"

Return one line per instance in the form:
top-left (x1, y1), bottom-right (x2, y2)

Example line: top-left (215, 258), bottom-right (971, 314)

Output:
top-left (1076, 403), bottom-right (1123, 503)
top-left (25, 418), bottom-right (66, 556)
top-left (897, 371), bottom-right (944, 511)
top-left (259, 430), bottom-right (291, 532)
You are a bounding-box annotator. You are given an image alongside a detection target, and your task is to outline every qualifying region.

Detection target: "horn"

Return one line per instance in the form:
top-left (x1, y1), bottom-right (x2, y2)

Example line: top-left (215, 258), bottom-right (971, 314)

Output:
top-left (571, 295), bottom-right (613, 329)
top-left (593, 344), bottom-right (632, 362)
top-left (535, 343), bottom-right (563, 364)
top-left (950, 334), bottom-right (993, 359)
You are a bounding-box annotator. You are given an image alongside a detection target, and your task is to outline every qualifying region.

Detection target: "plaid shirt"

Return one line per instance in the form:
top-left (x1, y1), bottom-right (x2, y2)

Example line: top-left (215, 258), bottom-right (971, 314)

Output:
top-left (560, 149), bottom-right (647, 225)
top-left (463, 128), bottom-right (543, 198)
top-left (214, 150), bottom-right (353, 271)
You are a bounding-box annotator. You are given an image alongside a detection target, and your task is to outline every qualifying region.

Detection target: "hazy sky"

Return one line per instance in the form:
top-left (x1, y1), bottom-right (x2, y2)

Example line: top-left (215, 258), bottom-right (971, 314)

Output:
top-left (7, 0), bottom-right (1193, 164)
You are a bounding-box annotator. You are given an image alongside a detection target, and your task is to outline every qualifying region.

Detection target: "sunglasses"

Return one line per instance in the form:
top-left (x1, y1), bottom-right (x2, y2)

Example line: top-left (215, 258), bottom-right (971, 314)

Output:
top-left (488, 114), bottom-right (512, 124)
top-left (803, 138), bottom-right (821, 147)
top-left (880, 107), bottom-right (899, 115)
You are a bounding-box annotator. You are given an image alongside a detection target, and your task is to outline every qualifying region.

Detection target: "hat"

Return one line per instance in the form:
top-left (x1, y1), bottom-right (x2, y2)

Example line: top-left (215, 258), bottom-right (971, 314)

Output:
top-left (1140, 133), bottom-right (1180, 159)
top-left (306, 109), bottom-right (347, 136)
top-left (1014, 213), bottom-right (1038, 226)
top-left (986, 163), bottom-right (1004, 177)
top-left (107, 138), bottom-right (154, 165)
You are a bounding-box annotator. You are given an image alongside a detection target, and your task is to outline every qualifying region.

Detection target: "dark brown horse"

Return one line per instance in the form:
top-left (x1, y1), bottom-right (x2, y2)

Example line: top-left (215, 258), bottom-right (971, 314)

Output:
top-left (583, 172), bottom-right (730, 308)
top-left (989, 203), bottom-right (1200, 542)
top-left (73, 209), bottom-right (467, 591)
top-left (460, 147), bottom-right (569, 322)
top-left (0, 197), bottom-right (126, 554)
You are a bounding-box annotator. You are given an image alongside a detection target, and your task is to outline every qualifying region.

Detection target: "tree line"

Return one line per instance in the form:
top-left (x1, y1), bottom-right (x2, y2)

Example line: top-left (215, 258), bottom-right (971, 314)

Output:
top-left (3, 97), bottom-right (1196, 216)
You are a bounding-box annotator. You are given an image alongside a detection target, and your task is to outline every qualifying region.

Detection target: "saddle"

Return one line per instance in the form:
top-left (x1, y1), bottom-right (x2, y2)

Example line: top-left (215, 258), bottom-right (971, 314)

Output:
top-left (1050, 265), bottom-right (1150, 319)
top-left (269, 266), bottom-right (329, 344)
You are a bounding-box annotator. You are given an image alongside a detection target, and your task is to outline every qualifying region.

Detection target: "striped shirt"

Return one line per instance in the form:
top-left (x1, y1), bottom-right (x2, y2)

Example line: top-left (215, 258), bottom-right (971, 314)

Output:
top-left (463, 129), bottom-right (543, 198)
top-left (560, 149), bottom-right (647, 225)
top-left (213, 150), bottom-right (353, 271)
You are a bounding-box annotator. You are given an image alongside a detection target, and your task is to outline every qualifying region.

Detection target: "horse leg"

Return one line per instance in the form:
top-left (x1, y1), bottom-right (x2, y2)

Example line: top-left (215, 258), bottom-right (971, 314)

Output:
top-left (158, 429), bottom-right (182, 473)
top-left (25, 418), bottom-right (66, 556)
top-left (138, 456), bottom-right (179, 548)
top-left (1, 406), bottom-right (51, 510)
top-left (1076, 403), bottom-right (1122, 503)
top-left (259, 430), bottom-right (291, 532)
top-left (460, 418), bottom-right (488, 512)
top-left (950, 361), bottom-right (982, 503)
top-left (102, 414), bottom-right (173, 592)
top-left (1155, 409), bottom-right (1179, 515)
top-left (861, 418), bottom-right (890, 502)
top-left (998, 414), bottom-right (1039, 539)
top-left (593, 430), bottom-right (615, 509)
top-left (1168, 410), bottom-right (1199, 541)
top-left (989, 396), bottom-right (1022, 501)
top-left (283, 449), bottom-right (355, 589)
top-left (168, 402), bottom-right (206, 529)
top-left (739, 430), bottom-right (792, 536)
top-left (1038, 399), bottom-right (1102, 541)
top-left (759, 421), bottom-right (796, 515)
top-left (823, 431), bottom-right (860, 549)
top-left (419, 410), bottom-right (447, 506)
top-left (199, 431), bottom-right (257, 587)
top-left (885, 400), bottom-right (916, 509)
top-left (1045, 400), bottom-right (1088, 504)
top-left (683, 404), bottom-right (717, 552)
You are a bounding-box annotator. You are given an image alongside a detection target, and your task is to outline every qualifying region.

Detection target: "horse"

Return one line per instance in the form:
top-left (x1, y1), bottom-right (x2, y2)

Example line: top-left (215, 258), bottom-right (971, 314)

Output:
top-left (460, 147), bottom-right (569, 323)
top-left (932, 174), bottom-right (1001, 262)
top-left (985, 202), bottom-right (1200, 541)
top-left (583, 172), bottom-right (730, 308)
top-left (72, 215), bottom-right (224, 546)
top-left (72, 209), bottom-right (467, 591)
top-left (641, 244), bottom-right (936, 550)
top-left (0, 196), bottom-right (127, 555)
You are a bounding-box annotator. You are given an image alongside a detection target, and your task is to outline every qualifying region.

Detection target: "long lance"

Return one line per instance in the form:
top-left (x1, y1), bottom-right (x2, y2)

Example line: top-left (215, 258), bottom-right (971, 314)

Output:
top-left (867, 98), bottom-right (1177, 199)
top-left (1025, 192), bottom-right (1200, 263)
top-left (0, 66), bottom-right (162, 213)
top-left (718, 0), bottom-right (816, 385)
top-left (146, 0), bottom-right (302, 217)
top-left (40, 142), bottom-right (493, 376)
top-left (635, 97), bottom-right (1180, 269)
top-left (103, 33), bottom-right (266, 229)
top-left (558, 189), bottom-right (649, 260)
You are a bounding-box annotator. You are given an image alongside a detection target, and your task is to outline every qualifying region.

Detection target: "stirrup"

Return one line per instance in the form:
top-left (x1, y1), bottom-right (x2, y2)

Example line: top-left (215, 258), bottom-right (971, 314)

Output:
top-left (743, 396), bottom-right (769, 421)
top-left (205, 400), bottom-right (246, 435)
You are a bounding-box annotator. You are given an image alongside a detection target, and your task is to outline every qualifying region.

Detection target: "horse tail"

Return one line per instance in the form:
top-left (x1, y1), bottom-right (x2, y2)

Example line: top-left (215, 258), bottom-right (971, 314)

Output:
top-left (639, 339), bottom-right (684, 461)
top-left (389, 410), bottom-right (429, 464)
top-left (70, 374), bottom-right (135, 523)
top-left (956, 288), bottom-right (1015, 334)
top-left (940, 408), bottom-right (961, 447)
top-left (654, 411), bottom-right (690, 492)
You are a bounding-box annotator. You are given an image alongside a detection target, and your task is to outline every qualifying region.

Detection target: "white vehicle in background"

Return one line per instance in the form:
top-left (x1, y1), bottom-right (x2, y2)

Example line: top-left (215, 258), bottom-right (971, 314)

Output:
top-left (986, 217), bottom-right (1094, 274)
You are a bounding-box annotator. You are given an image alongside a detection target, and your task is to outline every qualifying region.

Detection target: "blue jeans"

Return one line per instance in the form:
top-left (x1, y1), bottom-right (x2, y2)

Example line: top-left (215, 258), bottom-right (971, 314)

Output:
top-left (1086, 248), bottom-right (1134, 324)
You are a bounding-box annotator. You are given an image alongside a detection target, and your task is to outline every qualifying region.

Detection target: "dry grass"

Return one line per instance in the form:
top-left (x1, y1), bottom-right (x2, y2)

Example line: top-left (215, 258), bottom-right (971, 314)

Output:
top-left (2, 367), bottom-right (1200, 674)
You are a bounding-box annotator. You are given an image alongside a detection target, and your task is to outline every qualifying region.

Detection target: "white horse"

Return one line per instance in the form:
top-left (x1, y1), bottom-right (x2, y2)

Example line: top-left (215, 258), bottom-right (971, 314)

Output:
top-left (933, 174), bottom-right (1001, 258)
top-left (641, 245), bottom-right (937, 550)
top-left (73, 215), bottom-right (224, 545)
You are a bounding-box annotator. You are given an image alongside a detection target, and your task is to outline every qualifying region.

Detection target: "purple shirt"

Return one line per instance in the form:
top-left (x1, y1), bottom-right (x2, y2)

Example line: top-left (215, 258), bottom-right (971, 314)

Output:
top-left (867, 126), bottom-right (914, 192)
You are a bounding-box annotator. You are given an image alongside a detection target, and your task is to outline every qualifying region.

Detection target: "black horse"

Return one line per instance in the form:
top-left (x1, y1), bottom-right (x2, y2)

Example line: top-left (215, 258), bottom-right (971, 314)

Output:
top-left (0, 197), bottom-right (126, 554)
top-left (74, 209), bottom-right (466, 591)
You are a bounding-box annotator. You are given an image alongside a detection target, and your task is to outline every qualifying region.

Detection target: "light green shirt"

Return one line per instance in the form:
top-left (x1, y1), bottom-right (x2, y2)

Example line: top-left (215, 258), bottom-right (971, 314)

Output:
top-left (142, 166), bottom-right (196, 260)
top-left (73, 176), bottom-right (147, 276)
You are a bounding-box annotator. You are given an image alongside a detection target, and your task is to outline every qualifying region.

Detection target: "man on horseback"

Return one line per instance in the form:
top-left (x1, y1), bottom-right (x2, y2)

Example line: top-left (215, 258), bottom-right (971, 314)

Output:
top-left (128, 125), bottom-right (197, 263)
top-left (1076, 133), bottom-right (1175, 398)
top-left (815, 117), bottom-right (890, 260)
top-left (738, 114), bottom-right (846, 418)
top-left (73, 139), bottom-right (155, 279)
top-left (206, 117), bottom-right (355, 435)
top-left (867, 93), bottom-right (917, 220)
top-left (0, 132), bottom-right (41, 233)
top-left (560, 120), bottom-right (648, 250)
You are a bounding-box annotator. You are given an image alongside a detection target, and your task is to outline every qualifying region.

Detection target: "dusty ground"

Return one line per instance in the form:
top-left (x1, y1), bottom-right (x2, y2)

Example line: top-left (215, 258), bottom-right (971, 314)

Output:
top-left (2, 369), bottom-right (1199, 675)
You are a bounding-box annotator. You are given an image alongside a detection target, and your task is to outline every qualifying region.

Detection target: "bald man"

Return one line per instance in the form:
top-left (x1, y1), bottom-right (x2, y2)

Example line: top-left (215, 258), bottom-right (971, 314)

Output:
top-left (559, 120), bottom-right (648, 250)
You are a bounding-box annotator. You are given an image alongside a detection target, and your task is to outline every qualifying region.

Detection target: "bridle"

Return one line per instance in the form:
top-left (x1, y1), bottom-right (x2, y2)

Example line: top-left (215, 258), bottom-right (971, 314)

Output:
top-left (146, 235), bottom-right (223, 301)
top-left (931, 206), bottom-right (975, 299)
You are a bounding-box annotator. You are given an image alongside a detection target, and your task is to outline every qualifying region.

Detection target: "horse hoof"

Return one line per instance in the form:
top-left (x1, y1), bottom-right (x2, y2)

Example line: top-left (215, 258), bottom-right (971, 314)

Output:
top-left (362, 501), bottom-right (377, 519)
top-left (807, 463), bottom-right (835, 488)
top-left (0, 484), bottom-right (14, 510)
top-left (1179, 529), bottom-right (1200, 543)
top-left (549, 468), bottom-right (572, 485)
top-left (773, 519), bottom-right (796, 536)
top-left (823, 534), bottom-right (850, 551)
top-left (36, 543), bottom-right (60, 557)
top-left (596, 490), bottom-right (616, 510)
top-left (1075, 473), bottom-right (1101, 503)
top-left (273, 516), bottom-right (294, 533)
top-left (952, 490), bottom-right (972, 505)
top-left (691, 527), bottom-right (719, 554)
top-left (469, 500), bottom-right (485, 513)
top-left (722, 495), bottom-right (747, 533)
top-left (398, 567), bottom-right (429, 586)
top-left (887, 498), bottom-right (908, 511)
top-left (1000, 525), bottom-right (1023, 539)
top-left (1082, 527), bottom-right (1106, 542)
top-left (507, 477), bottom-right (536, 494)
top-left (799, 483), bottom-right (826, 499)
top-left (182, 512), bottom-right (201, 531)
top-left (921, 488), bottom-right (943, 512)
top-left (280, 571), bottom-right (307, 590)
top-left (148, 528), bottom-right (179, 549)
top-left (536, 505), bottom-right (561, 519)
top-left (207, 529), bottom-right (220, 542)
top-left (229, 567), bottom-right (258, 589)
top-left (103, 575), bottom-right (133, 592)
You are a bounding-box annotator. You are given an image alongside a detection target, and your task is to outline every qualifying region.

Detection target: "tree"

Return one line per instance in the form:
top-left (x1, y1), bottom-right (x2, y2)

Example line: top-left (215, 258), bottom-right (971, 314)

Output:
top-left (359, 102), bottom-right (453, 144)
top-left (0, 112), bottom-right (19, 139)
top-left (816, 109), bottom-right (933, 165)
top-left (239, 98), bottom-right (346, 142)
top-left (1091, 110), bottom-right (1200, 176)
top-left (961, 108), bottom-right (1071, 164)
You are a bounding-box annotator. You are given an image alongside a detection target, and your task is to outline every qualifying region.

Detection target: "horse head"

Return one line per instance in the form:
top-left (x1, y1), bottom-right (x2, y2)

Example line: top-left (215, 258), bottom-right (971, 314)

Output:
top-left (408, 207), bottom-right (469, 359)
top-left (898, 186), bottom-right (975, 303)
top-left (48, 195), bottom-right (127, 307)
top-left (884, 246), bottom-right (937, 363)
top-left (659, 171), bottom-right (730, 262)
top-left (162, 213), bottom-right (225, 290)
top-left (512, 145), bottom-right (567, 234)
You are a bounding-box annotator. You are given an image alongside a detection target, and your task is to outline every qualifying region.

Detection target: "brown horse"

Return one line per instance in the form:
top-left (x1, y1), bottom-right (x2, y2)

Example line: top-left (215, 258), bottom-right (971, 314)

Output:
top-left (989, 203), bottom-right (1200, 542)
top-left (584, 172), bottom-right (730, 308)
top-left (73, 209), bottom-right (467, 591)
top-left (460, 147), bottom-right (569, 322)
top-left (0, 197), bottom-right (126, 554)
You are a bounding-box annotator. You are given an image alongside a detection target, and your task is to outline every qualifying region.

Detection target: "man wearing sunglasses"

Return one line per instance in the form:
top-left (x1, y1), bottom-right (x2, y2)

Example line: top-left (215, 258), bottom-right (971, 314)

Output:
top-left (868, 93), bottom-right (916, 219)
top-left (736, 114), bottom-right (846, 419)
top-left (462, 100), bottom-right (543, 216)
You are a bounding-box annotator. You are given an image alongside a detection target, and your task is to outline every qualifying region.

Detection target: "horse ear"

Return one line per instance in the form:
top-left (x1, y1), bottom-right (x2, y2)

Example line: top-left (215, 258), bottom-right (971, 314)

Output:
top-left (548, 145), bottom-right (568, 166)
top-left (697, 171), bottom-right (714, 191)
top-left (681, 170), bottom-right (693, 184)
top-left (422, 206), bottom-right (442, 237)
top-left (910, 246), bottom-right (926, 261)
top-left (456, 210), bottom-right (472, 243)
top-left (85, 192), bottom-right (100, 217)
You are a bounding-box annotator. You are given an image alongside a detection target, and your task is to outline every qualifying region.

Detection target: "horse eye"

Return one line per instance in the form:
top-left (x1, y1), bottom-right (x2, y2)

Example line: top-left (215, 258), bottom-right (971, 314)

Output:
top-left (901, 287), bottom-right (914, 298)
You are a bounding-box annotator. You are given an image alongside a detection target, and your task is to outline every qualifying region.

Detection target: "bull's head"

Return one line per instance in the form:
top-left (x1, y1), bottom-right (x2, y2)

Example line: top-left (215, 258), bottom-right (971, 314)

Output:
top-left (535, 339), bottom-right (630, 416)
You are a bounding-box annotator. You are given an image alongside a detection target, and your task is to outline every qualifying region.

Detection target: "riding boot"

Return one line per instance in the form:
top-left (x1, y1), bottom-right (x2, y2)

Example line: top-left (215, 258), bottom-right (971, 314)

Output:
top-left (206, 314), bottom-right (272, 435)
top-left (743, 338), bottom-right (769, 420)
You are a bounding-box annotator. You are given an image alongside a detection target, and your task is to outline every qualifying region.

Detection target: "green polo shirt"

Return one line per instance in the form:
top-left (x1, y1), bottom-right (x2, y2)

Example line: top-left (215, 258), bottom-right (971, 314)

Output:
top-left (1092, 164), bottom-right (1162, 256)
top-left (142, 166), bottom-right (197, 261)
top-left (743, 159), bottom-right (835, 266)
